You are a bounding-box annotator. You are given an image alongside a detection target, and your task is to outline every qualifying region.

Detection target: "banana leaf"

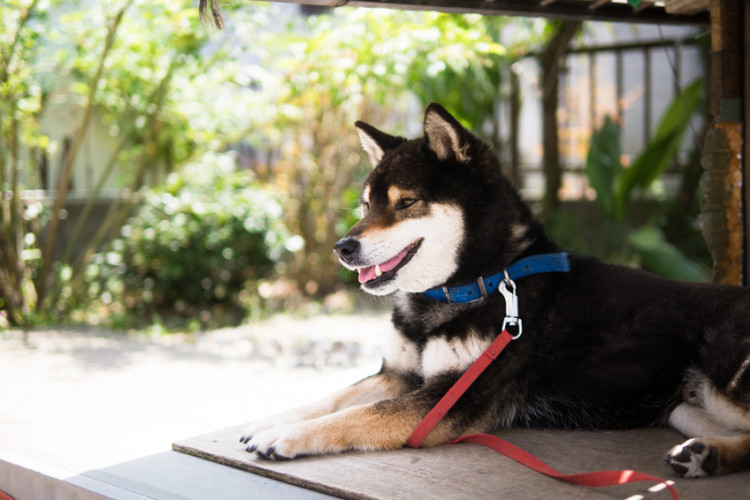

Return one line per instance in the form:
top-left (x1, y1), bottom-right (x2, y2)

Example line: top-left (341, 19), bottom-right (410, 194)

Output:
top-left (627, 225), bottom-right (708, 282)
top-left (614, 79), bottom-right (703, 218)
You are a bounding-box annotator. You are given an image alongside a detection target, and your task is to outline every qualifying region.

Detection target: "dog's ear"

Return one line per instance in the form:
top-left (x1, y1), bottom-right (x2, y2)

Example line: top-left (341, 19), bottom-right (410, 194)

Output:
top-left (355, 121), bottom-right (405, 168)
top-left (423, 103), bottom-right (470, 163)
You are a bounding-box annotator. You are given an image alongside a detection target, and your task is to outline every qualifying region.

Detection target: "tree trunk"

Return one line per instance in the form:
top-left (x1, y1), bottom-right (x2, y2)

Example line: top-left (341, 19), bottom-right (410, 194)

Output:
top-left (539, 21), bottom-right (581, 219)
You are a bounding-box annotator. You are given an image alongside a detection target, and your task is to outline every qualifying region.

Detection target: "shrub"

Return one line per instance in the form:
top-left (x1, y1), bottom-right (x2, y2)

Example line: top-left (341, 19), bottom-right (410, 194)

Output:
top-left (90, 153), bottom-right (291, 324)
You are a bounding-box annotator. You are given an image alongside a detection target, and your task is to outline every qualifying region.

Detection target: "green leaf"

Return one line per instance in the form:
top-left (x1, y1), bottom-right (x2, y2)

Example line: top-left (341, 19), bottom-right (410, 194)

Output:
top-left (614, 79), bottom-right (703, 216)
top-left (585, 115), bottom-right (621, 215)
top-left (652, 79), bottom-right (703, 142)
top-left (627, 226), bottom-right (708, 282)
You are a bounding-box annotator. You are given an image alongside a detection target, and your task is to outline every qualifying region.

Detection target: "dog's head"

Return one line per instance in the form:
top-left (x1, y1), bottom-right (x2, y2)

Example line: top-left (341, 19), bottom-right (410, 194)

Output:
top-left (334, 103), bottom-right (535, 296)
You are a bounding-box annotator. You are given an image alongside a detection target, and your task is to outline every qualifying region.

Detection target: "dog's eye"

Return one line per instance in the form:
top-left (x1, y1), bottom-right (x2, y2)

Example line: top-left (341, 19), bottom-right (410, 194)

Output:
top-left (361, 202), bottom-right (370, 213)
top-left (396, 198), bottom-right (417, 210)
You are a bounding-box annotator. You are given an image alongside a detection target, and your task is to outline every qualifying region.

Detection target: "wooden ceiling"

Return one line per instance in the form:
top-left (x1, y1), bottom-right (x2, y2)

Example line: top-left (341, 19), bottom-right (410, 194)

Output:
top-left (288, 0), bottom-right (709, 25)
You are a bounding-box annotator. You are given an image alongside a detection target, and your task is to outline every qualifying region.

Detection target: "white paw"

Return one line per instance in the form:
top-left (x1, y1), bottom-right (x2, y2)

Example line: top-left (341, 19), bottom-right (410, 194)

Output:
top-left (664, 438), bottom-right (719, 478)
top-left (239, 417), bottom-right (278, 445)
top-left (244, 422), bottom-right (320, 460)
top-left (239, 406), bottom-right (315, 445)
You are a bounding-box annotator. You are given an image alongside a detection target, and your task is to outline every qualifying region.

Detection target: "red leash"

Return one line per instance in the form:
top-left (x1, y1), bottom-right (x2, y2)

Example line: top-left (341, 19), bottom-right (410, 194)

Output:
top-left (406, 329), bottom-right (679, 499)
top-left (406, 329), bottom-right (514, 448)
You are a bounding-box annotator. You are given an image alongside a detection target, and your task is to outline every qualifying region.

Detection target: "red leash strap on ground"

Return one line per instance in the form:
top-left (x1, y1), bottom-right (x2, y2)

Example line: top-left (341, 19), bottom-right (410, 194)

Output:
top-left (406, 328), bottom-right (679, 499)
top-left (450, 433), bottom-right (679, 500)
top-left (406, 329), bottom-right (514, 448)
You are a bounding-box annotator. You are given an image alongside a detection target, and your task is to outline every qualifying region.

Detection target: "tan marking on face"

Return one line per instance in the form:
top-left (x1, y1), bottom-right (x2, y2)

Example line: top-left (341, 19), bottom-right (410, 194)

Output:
top-left (361, 185), bottom-right (371, 212)
top-left (387, 186), bottom-right (403, 206)
top-left (388, 186), bottom-right (420, 207)
top-left (345, 202), bottom-right (463, 294)
top-left (344, 209), bottom-right (398, 242)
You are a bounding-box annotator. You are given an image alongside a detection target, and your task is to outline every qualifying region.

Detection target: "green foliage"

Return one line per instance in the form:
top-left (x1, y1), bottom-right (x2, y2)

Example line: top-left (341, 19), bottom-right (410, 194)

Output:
top-left (238, 8), bottom-right (550, 297)
top-left (579, 78), bottom-right (708, 281)
top-left (89, 153), bottom-right (291, 323)
top-left (587, 79), bottom-right (704, 220)
top-left (627, 226), bottom-right (706, 282)
top-left (0, 2), bottom-right (591, 327)
top-left (0, 0), bottom-right (264, 326)
top-left (398, 14), bottom-right (510, 131)
top-left (614, 79), bottom-right (704, 217)
top-left (584, 115), bottom-right (621, 216)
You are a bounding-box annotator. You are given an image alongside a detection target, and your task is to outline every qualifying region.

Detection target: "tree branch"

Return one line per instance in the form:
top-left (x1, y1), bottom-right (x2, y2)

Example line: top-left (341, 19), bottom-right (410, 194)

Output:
top-left (36, 0), bottom-right (133, 310)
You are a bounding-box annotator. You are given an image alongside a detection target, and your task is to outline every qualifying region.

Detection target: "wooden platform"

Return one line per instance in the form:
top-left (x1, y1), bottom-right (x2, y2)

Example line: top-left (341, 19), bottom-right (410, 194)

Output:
top-left (173, 425), bottom-right (750, 499)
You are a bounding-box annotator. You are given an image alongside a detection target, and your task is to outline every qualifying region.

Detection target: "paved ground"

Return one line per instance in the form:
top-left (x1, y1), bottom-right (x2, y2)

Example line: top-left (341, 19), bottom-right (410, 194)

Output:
top-left (0, 313), bottom-right (387, 471)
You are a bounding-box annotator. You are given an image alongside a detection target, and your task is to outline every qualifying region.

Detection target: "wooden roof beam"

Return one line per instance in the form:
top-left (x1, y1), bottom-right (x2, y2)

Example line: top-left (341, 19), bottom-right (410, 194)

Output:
top-left (665, 0), bottom-right (710, 16)
top-left (268, 0), bottom-right (709, 26)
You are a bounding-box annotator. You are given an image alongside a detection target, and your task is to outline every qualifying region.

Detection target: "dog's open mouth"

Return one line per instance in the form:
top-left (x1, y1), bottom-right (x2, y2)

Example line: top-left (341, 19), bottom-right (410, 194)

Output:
top-left (357, 240), bottom-right (422, 285)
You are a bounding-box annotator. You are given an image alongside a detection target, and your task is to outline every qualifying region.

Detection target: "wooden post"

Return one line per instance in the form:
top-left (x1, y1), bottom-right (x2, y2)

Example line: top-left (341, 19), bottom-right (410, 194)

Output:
top-left (700, 0), bottom-right (746, 285)
top-left (539, 20), bottom-right (581, 219)
top-left (744, 1), bottom-right (750, 285)
top-left (509, 68), bottom-right (521, 189)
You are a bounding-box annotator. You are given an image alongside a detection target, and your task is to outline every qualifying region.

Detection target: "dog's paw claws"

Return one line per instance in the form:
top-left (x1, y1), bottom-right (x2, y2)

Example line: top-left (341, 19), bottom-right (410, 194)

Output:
top-left (256, 445), bottom-right (290, 460)
top-left (249, 443), bottom-right (292, 460)
top-left (240, 418), bottom-right (278, 444)
top-left (665, 439), bottom-right (718, 478)
top-left (242, 424), bottom-right (303, 460)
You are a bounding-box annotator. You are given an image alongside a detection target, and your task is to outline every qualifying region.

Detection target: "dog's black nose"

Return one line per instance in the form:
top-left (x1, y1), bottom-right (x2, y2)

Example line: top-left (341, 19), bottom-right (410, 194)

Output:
top-left (334, 237), bottom-right (360, 264)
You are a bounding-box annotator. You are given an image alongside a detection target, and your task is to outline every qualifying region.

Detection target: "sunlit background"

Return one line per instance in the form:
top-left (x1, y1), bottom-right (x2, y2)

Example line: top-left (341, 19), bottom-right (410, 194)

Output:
top-left (1, 0), bottom-right (709, 333)
top-left (0, 1), bottom-right (720, 486)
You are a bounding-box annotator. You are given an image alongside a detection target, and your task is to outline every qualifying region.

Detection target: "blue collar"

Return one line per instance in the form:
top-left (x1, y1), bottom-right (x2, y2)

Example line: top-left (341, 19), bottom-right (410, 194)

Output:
top-left (422, 252), bottom-right (570, 304)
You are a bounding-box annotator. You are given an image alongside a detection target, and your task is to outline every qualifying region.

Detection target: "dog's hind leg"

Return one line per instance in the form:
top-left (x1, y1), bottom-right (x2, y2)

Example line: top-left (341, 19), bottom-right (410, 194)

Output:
top-left (665, 433), bottom-right (750, 478)
top-left (665, 368), bottom-right (750, 477)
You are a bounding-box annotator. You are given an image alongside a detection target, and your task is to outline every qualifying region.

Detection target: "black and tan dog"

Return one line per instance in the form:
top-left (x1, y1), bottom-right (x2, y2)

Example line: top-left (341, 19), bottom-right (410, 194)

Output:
top-left (242, 103), bottom-right (750, 478)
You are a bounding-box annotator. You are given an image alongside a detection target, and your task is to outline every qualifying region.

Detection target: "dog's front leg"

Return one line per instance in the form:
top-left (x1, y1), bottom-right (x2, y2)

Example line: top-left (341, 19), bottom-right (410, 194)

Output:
top-left (245, 388), bottom-right (455, 459)
top-left (240, 370), bottom-right (415, 444)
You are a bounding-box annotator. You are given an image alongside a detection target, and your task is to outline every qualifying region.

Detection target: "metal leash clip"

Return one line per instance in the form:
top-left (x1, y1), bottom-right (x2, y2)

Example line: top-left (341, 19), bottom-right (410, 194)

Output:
top-left (499, 272), bottom-right (523, 339)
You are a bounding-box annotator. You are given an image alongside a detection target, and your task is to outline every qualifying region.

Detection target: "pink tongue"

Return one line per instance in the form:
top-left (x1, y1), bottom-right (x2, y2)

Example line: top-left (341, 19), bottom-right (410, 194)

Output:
top-left (358, 247), bottom-right (411, 283)
top-left (357, 267), bottom-right (376, 284)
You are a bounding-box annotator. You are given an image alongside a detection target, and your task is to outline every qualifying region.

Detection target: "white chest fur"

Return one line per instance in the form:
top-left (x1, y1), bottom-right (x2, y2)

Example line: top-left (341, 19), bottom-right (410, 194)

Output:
top-left (383, 328), bottom-right (490, 379)
top-left (421, 333), bottom-right (491, 379)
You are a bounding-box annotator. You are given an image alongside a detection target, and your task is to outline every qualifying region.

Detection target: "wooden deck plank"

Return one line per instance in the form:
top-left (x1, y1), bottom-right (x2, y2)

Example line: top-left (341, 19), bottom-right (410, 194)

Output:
top-left (173, 425), bottom-right (750, 499)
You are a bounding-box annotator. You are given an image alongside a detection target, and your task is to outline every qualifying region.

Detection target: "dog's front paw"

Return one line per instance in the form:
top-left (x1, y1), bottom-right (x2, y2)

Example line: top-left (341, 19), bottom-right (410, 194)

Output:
top-left (664, 438), bottom-right (719, 478)
top-left (239, 407), bottom-right (319, 445)
top-left (239, 418), bottom-right (276, 445)
top-left (245, 425), bottom-right (296, 460)
top-left (244, 422), bottom-right (329, 460)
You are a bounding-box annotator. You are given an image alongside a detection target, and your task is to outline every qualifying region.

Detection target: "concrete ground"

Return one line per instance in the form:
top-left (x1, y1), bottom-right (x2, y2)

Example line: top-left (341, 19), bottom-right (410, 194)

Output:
top-left (0, 314), bottom-right (385, 472)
